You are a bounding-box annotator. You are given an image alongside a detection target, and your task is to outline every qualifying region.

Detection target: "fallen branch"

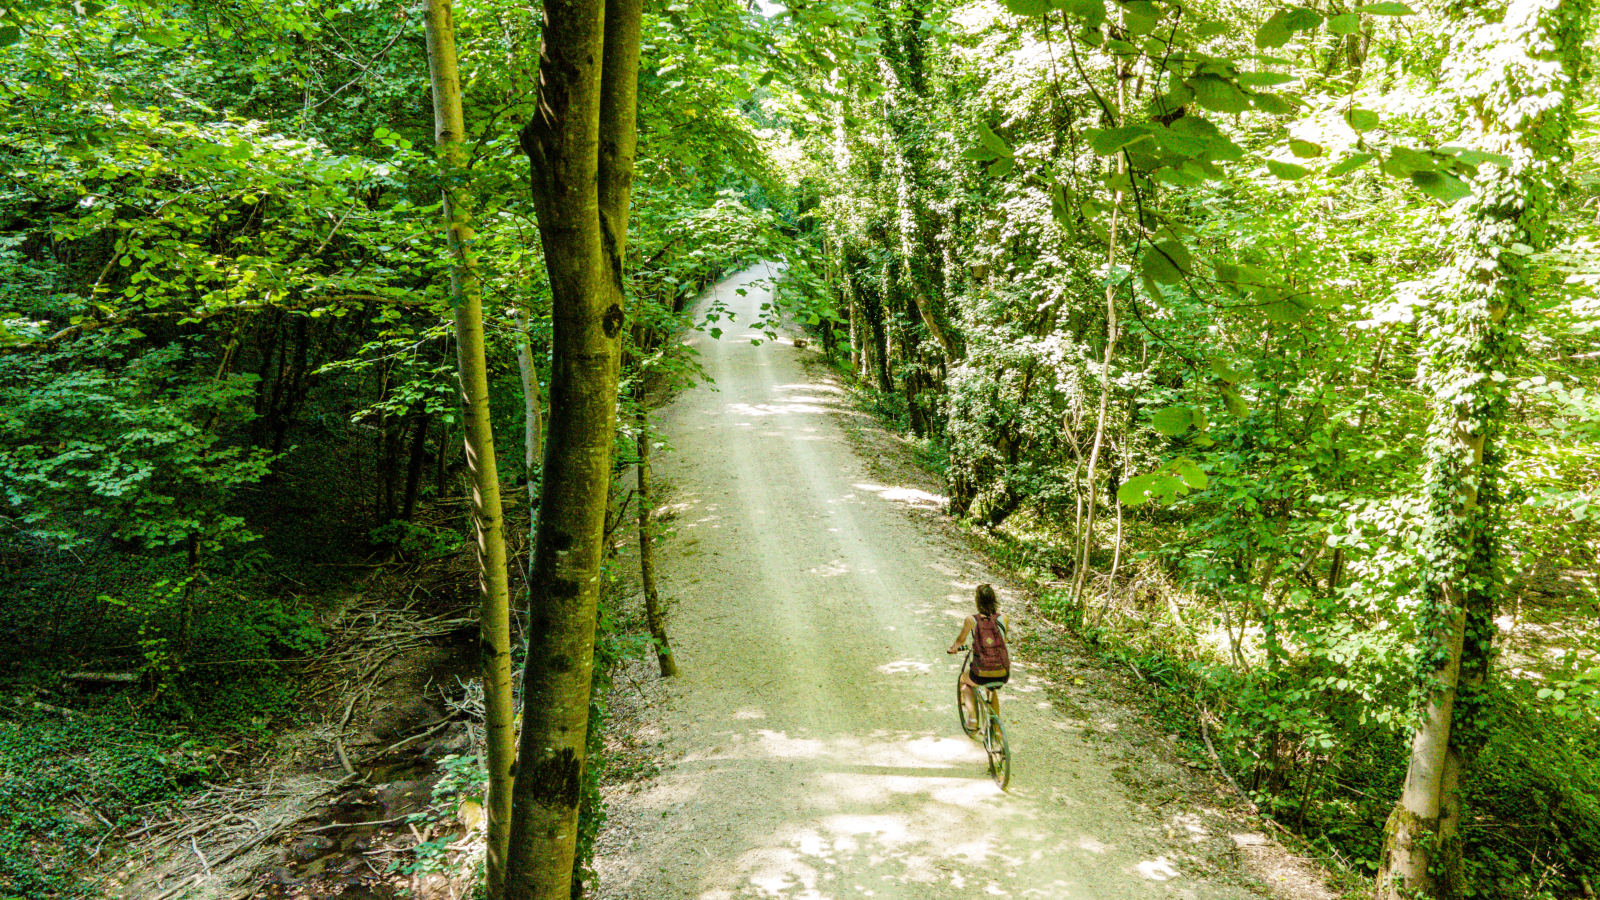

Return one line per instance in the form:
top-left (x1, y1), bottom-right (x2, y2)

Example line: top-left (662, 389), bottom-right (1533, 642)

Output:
top-left (304, 815), bottom-right (413, 833)
top-left (66, 671), bottom-right (140, 684)
top-left (334, 695), bottom-right (361, 780)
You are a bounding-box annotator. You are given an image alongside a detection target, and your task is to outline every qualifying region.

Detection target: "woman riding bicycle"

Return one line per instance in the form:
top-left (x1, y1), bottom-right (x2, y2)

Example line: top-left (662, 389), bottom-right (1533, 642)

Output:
top-left (947, 584), bottom-right (1009, 717)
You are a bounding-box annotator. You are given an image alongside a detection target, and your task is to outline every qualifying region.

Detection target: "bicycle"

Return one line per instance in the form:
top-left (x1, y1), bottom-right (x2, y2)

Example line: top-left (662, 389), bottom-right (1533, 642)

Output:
top-left (954, 645), bottom-right (1011, 790)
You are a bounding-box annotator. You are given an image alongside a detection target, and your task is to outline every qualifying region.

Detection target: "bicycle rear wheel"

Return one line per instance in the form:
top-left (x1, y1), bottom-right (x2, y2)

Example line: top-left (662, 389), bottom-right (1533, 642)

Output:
top-left (986, 715), bottom-right (1011, 791)
top-left (956, 679), bottom-right (979, 739)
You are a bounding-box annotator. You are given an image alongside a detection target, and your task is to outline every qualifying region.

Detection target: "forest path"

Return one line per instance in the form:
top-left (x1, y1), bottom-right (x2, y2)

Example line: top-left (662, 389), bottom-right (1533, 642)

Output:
top-left (593, 265), bottom-right (1273, 900)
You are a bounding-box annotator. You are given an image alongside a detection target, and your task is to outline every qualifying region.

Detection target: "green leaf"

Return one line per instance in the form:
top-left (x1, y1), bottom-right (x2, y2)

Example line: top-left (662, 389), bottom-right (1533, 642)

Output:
top-left (976, 123), bottom-right (1013, 157)
top-left (0, 25), bottom-right (20, 46)
top-left (1118, 471), bottom-right (1184, 506)
top-left (1001, 0), bottom-right (1051, 14)
top-left (1209, 357), bottom-right (1245, 384)
top-left (1189, 76), bottom-right (1250, 115)
top-left (963, 146), bottom-right (998, 161)
top-left (1236, 71), bottom-right (1296, 87)
top-left (1151, 406), bottom-right (1197, 436)
top-left (1152, 166), bottom-right (1203, 186)
top-left (1440, 147), bottom-right (1513, 168)
top-left (1155, 239), bottom-right (1192, 274)
top-left (1357, 1), bottom-right (1414, 13)
top-left (1328, 152), bottom-right (1374, 176)
top-left (1255, 8), bottom-right (1321, 48)
top-left (1173, 459), bottom-right (1208, 490)
top-left (1252, 93), bottom-right (1297, 116)
top-left (1382, 146), bottom-right (1435, 177)
top-left (1262, 299), bottom-right (1306, 323)
top-left (1057, 0), bottom-right (1108, 27)
top-left (1089, 125), bottom-right (1153, 156)
top-left (1255, 12), bottom-right (1291, 48)
top-left (989, 157), bottom-right (1016, 177)
top-left (1267, 160), bottom-right (1310, 180)
top-left (137, 25), bottom-right (181, 48)
top-left (1143, 249), bottom-right (1182, 284)
top-left (1345, 108), bottom-right (1380, 131)
top-left (1411, 170), bottom-right (1472, 204)
top-left (1125, 11), bottom-right (1158, 34)
top-left (1289, 139), bottom-right (1323, 158)
top-left (1327, 13), bottom-right (1360, 33)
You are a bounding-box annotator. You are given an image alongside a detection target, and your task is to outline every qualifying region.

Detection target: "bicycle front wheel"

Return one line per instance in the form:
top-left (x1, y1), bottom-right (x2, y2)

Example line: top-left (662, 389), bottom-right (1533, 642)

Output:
top-left (957, 679), bottom-right (979, 739)
top-left (986, 715), bottom-right (1011, 791)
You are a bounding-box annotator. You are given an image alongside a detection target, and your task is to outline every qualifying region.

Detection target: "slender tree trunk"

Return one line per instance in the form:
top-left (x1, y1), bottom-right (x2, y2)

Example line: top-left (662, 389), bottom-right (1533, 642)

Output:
top-left (422, 4), bottom-right (517, 895)
top-left (507, 0), bottom-right (643, 896)
top-left (1375, 0), bottom-right (1588, 895)
top-left (1069, 169), bottom-right (1123, 624)
top-left (635, 408), bottom-right (676, 677)
top-left (517, 310), bottom-right (545, 512)
top-left (402, 406), bottom-right (432, 521)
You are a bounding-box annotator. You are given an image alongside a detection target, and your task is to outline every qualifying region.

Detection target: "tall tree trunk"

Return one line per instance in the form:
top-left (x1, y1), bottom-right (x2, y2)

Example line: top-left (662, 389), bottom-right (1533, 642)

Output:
top-left (402, 406), bottom-right (432, 521)
top-left (507, 0), bottom-right (643, 896)
top-left (1069, 158), bottom-right (1124, 624)
top-left (1375, 0), bottom-right (1588, 895)
top-left (422, 3), bottom-right (517, 895)
top-left (635, 408), bottom-right (676, 677)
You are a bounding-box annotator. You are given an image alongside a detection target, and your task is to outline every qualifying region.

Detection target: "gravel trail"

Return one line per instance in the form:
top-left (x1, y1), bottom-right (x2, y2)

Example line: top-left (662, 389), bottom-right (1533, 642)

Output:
top-left (593, 265), bottom-right (1268, 900)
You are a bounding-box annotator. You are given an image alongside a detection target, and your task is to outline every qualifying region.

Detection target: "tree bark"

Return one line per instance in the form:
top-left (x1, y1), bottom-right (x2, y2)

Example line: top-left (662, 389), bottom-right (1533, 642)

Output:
top-left (506, 0), bottom-right (643, 896)
top-left (422, 3), bottom-right (517, 895)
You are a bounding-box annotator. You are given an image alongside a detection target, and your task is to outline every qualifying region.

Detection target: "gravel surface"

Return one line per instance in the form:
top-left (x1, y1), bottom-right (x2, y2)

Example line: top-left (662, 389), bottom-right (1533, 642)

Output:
top-left (593, 265), bottom-right (1330, 900)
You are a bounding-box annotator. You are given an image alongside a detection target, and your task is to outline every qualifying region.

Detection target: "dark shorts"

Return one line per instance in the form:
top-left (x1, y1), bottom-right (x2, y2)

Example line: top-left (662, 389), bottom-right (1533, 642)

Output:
top-left (970, 665), bottom-right (1008, 688)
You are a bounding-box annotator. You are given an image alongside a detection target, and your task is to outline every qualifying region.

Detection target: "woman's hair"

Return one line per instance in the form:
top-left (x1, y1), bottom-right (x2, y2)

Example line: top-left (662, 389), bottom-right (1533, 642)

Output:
top-left (975, 583), bottom-right (998, 616)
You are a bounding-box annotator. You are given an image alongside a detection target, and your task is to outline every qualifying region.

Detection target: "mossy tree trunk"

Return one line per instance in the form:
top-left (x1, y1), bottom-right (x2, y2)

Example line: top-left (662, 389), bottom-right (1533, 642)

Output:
top-left (505, 0), bottom-right (643, 896)
top-left (422, 1), bottom-right (517, 894)
top-left (1376, 0), bottom-right (1588, 896)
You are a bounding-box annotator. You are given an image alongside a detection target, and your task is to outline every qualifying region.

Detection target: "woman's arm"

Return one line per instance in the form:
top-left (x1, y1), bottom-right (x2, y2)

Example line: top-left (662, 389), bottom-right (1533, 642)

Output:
top-left (947, 615), bottom-right (975, 654)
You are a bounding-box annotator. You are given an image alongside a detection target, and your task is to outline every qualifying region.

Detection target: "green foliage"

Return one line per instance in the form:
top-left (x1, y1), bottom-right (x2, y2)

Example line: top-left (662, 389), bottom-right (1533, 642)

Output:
top-left (0, 712), bottom-right (209, 898)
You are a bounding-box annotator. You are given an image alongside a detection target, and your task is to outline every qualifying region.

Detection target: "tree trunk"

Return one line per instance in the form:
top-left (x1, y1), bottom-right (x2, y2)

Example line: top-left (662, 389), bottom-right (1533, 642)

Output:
top-left (1069, 160), bottom-right (1123, 624)
top-left (518, 310), bottom-right (545, 513)
top-left (1375, 0), bottom-right (1588, 895)
top-left (636, 409), bottom-right (676, 677)
top-left (506, 0), bottom-right (643, 896)
top-left (402, 406), bottom-right (432, 521)
top-left (422, 3), bottom-right (517, 895)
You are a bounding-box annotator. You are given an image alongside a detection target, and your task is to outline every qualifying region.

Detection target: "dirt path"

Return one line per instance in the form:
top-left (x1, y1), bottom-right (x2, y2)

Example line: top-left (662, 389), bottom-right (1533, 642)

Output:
top-left (593, 265), bottom-right (1312, 900)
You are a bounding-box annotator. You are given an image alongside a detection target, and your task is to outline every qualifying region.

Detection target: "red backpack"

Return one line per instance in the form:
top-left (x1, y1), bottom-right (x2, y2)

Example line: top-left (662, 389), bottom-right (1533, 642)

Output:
top-left (972, 615), bottom-right (1010, 682)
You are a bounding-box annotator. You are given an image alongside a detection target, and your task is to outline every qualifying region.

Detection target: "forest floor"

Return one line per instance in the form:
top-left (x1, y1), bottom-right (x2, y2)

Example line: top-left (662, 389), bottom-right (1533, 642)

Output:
top-left (588, 265), bottom-right (1345, 900)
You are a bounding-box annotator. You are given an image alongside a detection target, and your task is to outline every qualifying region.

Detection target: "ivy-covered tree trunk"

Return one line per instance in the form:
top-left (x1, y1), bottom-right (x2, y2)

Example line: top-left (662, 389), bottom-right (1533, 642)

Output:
top-left (506, 0), bottom-right (643, 896)
top-left (422, 1), bottom-right (517, 894)
top-left (1376, 0), bottom-right (1589, 896)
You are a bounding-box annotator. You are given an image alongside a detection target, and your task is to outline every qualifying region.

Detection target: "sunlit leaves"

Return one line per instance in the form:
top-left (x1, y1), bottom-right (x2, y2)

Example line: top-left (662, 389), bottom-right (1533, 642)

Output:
top-left (1118, 457), bottom-right (1209, 506)
top-left (1255, 7), bottom-right (1323, 48)
top-left (1346, 108), bottom-right (1380, 131)
top-left (1267, 159), bottom-right (1310, 180)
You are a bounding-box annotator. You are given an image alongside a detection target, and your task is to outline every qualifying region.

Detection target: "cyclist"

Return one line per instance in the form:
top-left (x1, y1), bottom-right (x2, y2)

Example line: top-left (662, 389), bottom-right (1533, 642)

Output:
top-left (947, 583), bottom-right (1009, 718)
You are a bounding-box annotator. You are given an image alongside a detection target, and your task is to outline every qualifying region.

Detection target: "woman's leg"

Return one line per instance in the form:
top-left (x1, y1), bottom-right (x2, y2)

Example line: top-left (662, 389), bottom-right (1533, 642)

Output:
top-left (959, 670), bottom-right (980, 727)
